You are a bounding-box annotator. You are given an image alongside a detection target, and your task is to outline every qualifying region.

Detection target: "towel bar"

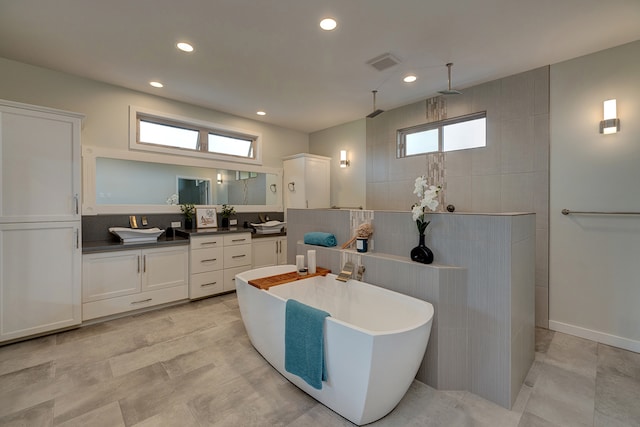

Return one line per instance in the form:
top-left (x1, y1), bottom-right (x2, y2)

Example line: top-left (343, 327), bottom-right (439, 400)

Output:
top-left (562, 209), bottom-right (640, 216)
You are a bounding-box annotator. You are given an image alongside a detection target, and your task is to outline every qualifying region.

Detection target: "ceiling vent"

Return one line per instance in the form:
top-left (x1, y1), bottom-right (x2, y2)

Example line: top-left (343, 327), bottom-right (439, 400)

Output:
top-left (366, 53), bottom-right (401, 72)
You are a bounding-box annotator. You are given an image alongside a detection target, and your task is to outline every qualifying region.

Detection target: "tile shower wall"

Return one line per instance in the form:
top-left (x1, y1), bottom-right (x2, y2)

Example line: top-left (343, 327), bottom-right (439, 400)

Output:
top-left (366, 66), bottom-right (550, 328)
top-left (287, 208), bottom-right (535, 409)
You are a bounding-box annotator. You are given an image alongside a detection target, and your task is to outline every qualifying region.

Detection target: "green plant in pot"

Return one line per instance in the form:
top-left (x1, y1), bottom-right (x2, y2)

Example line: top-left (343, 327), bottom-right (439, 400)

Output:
top-left (180, 203), bottom-right (195, 229)
top-left (221, 204), bottom-right (235, 228)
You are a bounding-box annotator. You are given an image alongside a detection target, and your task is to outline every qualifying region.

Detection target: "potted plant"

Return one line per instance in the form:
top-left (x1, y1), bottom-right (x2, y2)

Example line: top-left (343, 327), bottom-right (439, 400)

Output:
top-left (180, 203), bottom-right (195, 229)
top-left (221, 204), bottom-right (236, 228)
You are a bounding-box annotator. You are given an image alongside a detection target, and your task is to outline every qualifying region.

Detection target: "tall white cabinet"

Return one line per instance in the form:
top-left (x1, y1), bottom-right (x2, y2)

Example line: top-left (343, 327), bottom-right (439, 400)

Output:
top-left (0, 99), bottom-right (83, 342)
top-left (283, 153), bottom-right (331, 210)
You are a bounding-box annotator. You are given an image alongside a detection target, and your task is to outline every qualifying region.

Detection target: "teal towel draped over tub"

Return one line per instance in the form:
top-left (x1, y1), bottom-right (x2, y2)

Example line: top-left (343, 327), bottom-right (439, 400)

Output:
top-left (303, 232), bottom-right (337, 247)
top-left (284, 299), bottom-right (330, 390)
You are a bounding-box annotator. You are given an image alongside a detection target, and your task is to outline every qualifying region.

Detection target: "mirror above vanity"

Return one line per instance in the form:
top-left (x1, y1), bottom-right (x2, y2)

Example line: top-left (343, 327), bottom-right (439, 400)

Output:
top-left (82, 146), bottom-right (283, 214)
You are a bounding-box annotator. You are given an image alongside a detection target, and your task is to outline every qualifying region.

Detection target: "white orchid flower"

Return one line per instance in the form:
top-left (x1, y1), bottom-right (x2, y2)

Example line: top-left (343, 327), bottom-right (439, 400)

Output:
top-left (425, 199), bottom-right (439, 211)
top-left (411, 205), bottom-right (424, 221)
top-left (413, 176), bottom-right (427, 197)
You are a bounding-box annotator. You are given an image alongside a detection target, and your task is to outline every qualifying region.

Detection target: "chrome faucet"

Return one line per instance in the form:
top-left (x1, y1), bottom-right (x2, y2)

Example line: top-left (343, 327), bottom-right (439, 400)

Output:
top-left (336, 261), bottom-right (355, 282)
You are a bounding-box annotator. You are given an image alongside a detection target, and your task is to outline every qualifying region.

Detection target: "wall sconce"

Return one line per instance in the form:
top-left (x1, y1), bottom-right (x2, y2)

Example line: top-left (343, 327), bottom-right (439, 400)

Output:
top-left (600, 99), bottom-right (620, 134)
top-left (340, 150), bottom-right (350, 168)
top-left (217, 173), bottom-right (223, 184)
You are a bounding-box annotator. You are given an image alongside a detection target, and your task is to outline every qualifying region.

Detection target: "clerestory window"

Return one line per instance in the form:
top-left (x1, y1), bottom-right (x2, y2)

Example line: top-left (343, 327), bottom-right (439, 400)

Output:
top-left (397, 112), bottom-right (486, 158)
top-left (130, 106), bottom-right (262, 165)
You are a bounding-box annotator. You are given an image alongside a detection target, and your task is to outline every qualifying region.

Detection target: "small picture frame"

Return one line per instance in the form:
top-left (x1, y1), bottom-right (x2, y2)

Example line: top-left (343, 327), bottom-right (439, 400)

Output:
top-left (196, 207), bottom-right (218, 228)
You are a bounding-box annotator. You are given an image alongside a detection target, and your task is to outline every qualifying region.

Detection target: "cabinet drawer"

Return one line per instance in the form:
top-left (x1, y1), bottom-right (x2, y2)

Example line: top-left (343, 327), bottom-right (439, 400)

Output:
top-left (223, 233), bottom-right (251, 246)
top-left (82, 285), bottom-right (188, 321)
top-left (190, 270), bottom-right (224, 299)
top-left (223, 244), bottom-right (252, 268)
top-left (190, 235), bottom-right (223, 250)
top-left (224, 265), bottom-right (252, 291)
top-left (191, 247), bottom-right (223, 274)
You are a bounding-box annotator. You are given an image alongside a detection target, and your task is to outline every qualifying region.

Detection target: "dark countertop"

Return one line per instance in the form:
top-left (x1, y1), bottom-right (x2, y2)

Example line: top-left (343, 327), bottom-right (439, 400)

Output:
top-left (82, 235), bottom-right (190, 254)
top-left (175, 227), bottom-right (286, 239)
top-left (83, 228), bottom-right (286, 253)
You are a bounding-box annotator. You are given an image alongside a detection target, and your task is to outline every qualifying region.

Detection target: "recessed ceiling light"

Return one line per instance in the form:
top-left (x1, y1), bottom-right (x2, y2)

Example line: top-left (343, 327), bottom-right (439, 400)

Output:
top-left (177, 42), bottom-right (194, 52)
top-left (403, 75), bottom-right (417, 83)
top-left (256, 111), bottom-right (266, 116)
top-left (149, 81), bottom-right (164, 88)
top-left (320, 18), bottom-right (337, 31)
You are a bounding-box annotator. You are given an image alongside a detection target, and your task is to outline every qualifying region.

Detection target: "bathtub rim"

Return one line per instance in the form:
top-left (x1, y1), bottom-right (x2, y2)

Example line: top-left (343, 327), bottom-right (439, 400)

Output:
top-left (236, 266), bottom-right (434, 337)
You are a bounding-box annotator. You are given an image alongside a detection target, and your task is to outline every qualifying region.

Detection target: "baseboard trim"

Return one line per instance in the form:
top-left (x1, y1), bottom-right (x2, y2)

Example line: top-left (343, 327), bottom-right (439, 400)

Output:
top-left (549, 320), bottom-right (640, 353)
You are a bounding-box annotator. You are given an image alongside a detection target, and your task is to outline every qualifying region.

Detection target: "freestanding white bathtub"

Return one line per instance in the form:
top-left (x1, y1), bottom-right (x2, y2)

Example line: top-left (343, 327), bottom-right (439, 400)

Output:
top-left (235, 265), bottom-right (434, 425)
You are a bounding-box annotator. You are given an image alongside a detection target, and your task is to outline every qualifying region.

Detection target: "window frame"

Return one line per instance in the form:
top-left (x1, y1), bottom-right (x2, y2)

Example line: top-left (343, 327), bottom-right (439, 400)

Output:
top-left (397, 111), bottom-right (487, 158)
top-left (129, 106), bottom-right (262, 166)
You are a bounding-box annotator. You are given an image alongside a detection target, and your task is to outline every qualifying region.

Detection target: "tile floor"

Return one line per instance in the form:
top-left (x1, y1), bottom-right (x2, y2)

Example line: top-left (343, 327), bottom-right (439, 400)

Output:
top-left (0, 293), bottom-right (638, 426)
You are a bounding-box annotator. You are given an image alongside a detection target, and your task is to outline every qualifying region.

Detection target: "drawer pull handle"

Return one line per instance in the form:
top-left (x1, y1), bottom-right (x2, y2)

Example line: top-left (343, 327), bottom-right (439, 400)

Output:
top-left (131, 298), bottom-right (152, 305)
top-left (201, 258), bottom-right (217, 263)
top-left (232, 238), bottom-right (246, 242)
top-left (201, 282), bottom-right (218, 287)
top-left (201, 242), bottom-right (218, 245)
top-left (232, 254), bottom-right (246, 259)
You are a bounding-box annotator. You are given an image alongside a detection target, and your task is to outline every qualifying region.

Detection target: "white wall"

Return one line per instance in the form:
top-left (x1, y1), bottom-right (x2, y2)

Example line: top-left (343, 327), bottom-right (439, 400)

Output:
top-left (549, 40), bottom-right (640, 352)
top-left (0, 57), bottom-right (308, 169)
top-left (309, 119), bottom-right (366, 209)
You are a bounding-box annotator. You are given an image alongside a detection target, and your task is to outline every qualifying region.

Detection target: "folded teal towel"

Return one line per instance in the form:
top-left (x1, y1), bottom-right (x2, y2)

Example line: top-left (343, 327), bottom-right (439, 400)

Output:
top-left (285, 299), bottom-right (330, 390)
top-left (303, 232), bottom-right (337, 247)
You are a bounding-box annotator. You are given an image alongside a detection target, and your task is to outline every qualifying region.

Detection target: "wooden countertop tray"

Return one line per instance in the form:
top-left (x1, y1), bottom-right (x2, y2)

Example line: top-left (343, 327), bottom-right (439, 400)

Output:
top-left (249, 267), bottom-right (331, 290)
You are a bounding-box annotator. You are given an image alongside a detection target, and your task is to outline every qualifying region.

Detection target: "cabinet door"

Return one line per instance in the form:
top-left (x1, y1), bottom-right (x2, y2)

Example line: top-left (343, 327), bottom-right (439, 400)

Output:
top-left (82, 250), bottom-right (141, 302)
top-left (277, 238), bottom-right (288, 265)
top-left (283, 157), bottom-right (306, 209)
top-left (0, 104), bottom-right (81, 222)
top-left (252, 237), bottom-right (278, 268)
top-left (305, 157), bottom-right (330, 208)
top-left (142, 246), bottom-right (188, 292)
top-left (0, 222), bottom-right (81, 342)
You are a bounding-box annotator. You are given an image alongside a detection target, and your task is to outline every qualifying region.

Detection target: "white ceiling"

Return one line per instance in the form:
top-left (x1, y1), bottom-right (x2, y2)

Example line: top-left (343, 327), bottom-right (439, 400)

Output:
top-left (1, 0), bottom-right (639, 133)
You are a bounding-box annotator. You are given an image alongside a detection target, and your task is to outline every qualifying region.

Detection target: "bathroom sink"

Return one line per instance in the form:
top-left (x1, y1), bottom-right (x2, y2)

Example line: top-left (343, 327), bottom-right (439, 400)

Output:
top-left (109, 227), bottom-right (165, 244)
top-left (250, 220), bottom-right (286, 234)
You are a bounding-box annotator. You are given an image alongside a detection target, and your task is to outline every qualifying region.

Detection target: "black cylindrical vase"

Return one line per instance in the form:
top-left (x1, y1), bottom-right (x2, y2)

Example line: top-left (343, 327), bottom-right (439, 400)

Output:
top-left (410, 234), bottom-right (433, 264)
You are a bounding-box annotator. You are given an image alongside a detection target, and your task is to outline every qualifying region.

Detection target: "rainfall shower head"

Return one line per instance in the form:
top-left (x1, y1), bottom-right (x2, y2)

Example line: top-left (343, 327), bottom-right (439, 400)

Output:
top-left (438, 63), bottom-right (462, 95)
top-left (366, 90), bottom-right (384, 118)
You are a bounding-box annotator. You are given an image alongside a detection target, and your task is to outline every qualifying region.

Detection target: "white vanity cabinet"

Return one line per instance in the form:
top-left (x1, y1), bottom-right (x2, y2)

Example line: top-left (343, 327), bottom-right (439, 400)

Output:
top-left (252, 236), bottom-right (287, 268)
top-left (82, 245), bottom-right (188, 320)
top-left (188, 232), bottom-right (252, 299)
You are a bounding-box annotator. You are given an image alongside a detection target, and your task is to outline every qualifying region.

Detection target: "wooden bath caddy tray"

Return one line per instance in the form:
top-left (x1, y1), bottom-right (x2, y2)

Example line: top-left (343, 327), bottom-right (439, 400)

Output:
top-left (248, 267), bottom-right (331, 290)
